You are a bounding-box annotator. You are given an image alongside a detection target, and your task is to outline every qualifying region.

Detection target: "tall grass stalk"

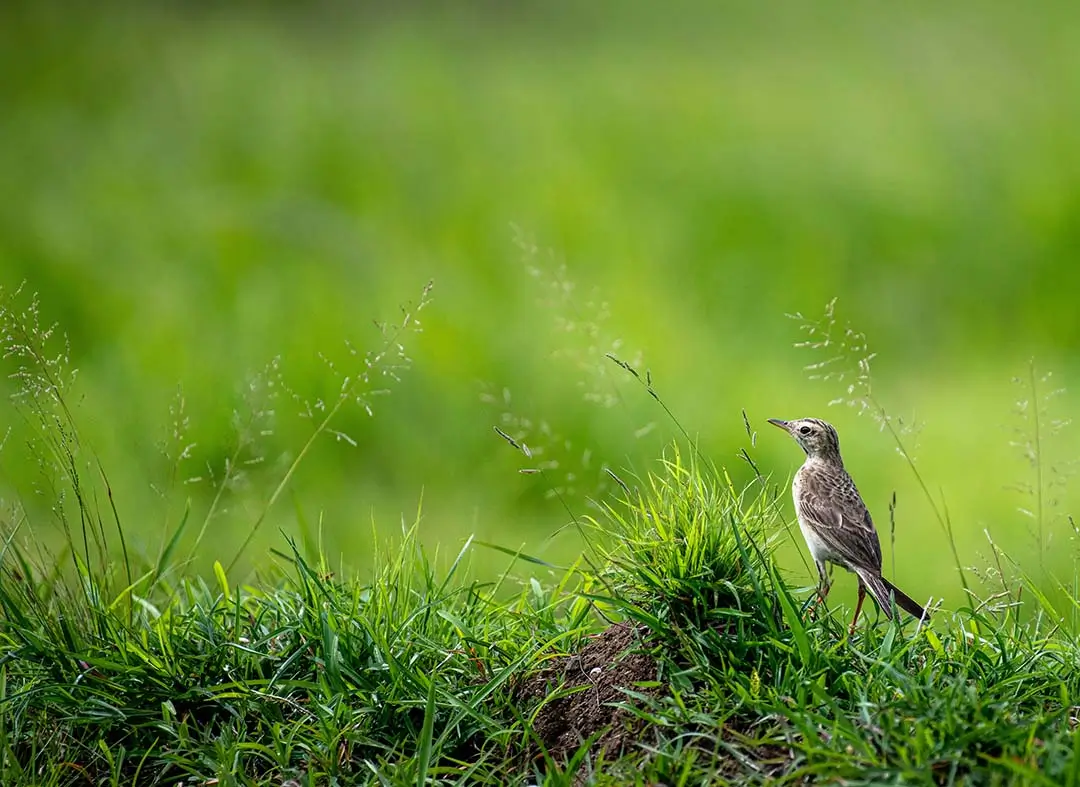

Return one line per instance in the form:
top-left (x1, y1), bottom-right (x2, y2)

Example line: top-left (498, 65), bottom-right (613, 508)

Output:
top-left (0, 285), bottom-right (134, 610)
top-left (1010, 359), bottom-right (1074, 571)
top-left (223, 280), bottom-right (433, 573)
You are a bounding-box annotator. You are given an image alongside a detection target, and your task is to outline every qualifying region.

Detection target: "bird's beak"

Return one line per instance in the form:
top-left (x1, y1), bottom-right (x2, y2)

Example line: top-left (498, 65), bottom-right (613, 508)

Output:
top-left (767, 418), bottom-right (790, 431)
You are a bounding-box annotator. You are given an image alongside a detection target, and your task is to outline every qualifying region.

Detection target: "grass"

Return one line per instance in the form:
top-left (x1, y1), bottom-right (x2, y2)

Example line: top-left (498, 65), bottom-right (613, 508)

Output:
top-left (1, 294), bottom-right (1079, 785)
top-left (2, 444), bottom-right (1078, 785)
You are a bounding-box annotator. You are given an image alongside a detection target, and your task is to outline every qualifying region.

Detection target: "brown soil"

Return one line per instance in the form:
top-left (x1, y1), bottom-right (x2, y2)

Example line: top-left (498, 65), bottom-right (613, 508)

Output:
top-left (515, 621), bottom-right (661, 767)
top-left (512, 622), bottom-right (797, 782)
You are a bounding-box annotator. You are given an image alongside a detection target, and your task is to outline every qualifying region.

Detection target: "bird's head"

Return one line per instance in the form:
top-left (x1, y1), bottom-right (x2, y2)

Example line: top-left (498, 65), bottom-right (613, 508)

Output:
top-left (767, 417), bottom-right (842, 461)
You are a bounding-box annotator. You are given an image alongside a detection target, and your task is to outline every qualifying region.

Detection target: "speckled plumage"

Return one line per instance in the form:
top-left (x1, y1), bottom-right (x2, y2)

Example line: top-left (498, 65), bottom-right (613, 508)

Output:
top-left (768, 417), bottom-right (927, 632)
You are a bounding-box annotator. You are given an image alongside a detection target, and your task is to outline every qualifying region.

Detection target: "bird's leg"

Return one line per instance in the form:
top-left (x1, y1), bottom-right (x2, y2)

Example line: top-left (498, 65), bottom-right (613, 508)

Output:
top-left (809, 561), bottom-right (831, 617)
top-left (848, 582), bottom-right (867, 635)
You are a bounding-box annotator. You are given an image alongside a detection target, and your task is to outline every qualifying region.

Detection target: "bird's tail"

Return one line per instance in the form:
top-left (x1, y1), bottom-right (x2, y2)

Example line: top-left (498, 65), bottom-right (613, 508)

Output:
top-left (856, 570), bottom-right (929, 622)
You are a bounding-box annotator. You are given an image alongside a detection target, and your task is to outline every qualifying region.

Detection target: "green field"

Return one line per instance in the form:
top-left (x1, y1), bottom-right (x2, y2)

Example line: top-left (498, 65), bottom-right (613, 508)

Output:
top-left (3, 5), bottom-right (1080, 783)
top-left (3, 1), bottom-right (1080, 610)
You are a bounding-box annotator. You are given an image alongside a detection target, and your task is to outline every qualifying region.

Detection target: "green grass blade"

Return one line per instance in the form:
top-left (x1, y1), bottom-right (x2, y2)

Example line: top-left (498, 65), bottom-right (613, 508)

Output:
top-left (416, 677), bottom-right (438, 787)
top-left (772, 566), bottom-right (812, 666)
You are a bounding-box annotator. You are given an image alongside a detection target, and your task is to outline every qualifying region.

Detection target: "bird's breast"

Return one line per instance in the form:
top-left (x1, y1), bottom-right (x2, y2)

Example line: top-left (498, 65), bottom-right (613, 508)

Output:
top-left (791, 462), bottom-right (839, 565)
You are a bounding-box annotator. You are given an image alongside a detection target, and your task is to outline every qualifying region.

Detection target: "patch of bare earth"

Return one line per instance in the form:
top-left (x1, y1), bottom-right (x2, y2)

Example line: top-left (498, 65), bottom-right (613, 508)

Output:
top-left (513, 621), bottom-right (796, 782)
top-left (516, 621), bottom-right (661, 767)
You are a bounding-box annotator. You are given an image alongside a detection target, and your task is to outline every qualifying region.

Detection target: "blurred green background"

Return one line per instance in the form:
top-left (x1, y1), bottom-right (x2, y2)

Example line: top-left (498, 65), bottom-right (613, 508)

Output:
top-left (2, 1), bottom-right (1078, 610)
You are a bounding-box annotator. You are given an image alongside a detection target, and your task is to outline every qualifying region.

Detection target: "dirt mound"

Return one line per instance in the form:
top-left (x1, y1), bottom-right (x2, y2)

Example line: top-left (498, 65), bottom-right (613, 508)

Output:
top-left (516, 621), bottom-right (661, 767)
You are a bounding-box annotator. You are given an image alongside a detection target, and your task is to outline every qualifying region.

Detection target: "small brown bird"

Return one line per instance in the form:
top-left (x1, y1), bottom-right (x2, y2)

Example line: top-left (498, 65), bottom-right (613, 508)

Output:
top-left (768, 417), bottom-right (928, 633)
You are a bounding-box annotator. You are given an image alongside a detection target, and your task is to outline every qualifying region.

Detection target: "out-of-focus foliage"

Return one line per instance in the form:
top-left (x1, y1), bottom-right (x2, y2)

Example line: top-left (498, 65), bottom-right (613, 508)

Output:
top-left (1, 1), bottom-right (1078, 605)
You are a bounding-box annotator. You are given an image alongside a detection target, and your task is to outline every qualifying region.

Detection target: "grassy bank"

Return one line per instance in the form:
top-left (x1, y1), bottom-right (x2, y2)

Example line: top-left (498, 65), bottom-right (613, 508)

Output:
top-left (2, 445), bottom-right (1077, 785)
top-left (0, 286), bottom-right (1077, 784)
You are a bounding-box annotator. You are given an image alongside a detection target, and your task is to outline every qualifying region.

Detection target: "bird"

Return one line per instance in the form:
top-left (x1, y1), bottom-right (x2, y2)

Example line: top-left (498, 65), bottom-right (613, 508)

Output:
top-left (767, 417), bottom-right (928, 634)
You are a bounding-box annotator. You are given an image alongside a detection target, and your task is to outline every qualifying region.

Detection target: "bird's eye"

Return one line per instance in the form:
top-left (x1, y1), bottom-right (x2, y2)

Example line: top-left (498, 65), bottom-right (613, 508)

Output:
top-left (799, 426), bottom-right (811, 435)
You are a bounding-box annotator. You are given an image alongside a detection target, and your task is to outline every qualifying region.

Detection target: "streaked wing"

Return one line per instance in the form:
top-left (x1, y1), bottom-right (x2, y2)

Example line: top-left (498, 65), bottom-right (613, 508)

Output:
top-left (796, 469), bottom-right (883, 571)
